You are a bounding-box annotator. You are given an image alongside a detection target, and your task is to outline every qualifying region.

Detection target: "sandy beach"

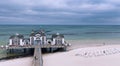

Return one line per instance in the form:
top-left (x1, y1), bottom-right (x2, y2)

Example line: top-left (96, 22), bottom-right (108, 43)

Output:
top-left (1, 40), bottom-right (120, 66)
top-left (0, 57), bottom-right (33, 66)
top-left (43, 45), bottom-right (120, 66)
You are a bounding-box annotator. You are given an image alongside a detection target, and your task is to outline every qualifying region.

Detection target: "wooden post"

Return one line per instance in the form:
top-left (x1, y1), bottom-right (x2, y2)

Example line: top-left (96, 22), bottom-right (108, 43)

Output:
top-left (50, 48), bottom-right (53, 53)
top-left (10, 49), bottom-right (14, 54)
top-left (46, 48), bottom-right (50, 52)
top-left (23, 49), bottom-right (26, 54)
top-left (6, 49), bottom-right (9, 54)
top-left (63, 47), bottom-right (66, 51)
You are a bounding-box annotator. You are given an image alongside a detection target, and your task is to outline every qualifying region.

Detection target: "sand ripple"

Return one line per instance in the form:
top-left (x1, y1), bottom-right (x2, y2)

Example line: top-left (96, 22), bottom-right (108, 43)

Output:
top-left (75, 47), bottom-right (120, 58)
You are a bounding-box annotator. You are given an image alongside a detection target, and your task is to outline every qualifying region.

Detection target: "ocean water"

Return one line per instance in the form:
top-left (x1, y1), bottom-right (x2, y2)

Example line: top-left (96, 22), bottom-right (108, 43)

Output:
top-left (0, 25), bottom-right (120, 45)
top-left (1, 25), bottom-right (120, 58)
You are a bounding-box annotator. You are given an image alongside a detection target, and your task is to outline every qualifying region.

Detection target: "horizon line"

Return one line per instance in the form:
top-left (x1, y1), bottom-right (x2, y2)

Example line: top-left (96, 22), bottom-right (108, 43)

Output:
top-left (0, 24), bottom-right (120, 26)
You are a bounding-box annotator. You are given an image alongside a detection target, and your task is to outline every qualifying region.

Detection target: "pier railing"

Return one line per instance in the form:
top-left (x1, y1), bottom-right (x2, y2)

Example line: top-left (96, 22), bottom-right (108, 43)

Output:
top-left (0, 44), bottom-right (68, 50)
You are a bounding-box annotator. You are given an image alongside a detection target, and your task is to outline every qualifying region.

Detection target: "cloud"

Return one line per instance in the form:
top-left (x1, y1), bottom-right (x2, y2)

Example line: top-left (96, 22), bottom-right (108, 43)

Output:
top-left (0, 0), bottom-right (120, 25)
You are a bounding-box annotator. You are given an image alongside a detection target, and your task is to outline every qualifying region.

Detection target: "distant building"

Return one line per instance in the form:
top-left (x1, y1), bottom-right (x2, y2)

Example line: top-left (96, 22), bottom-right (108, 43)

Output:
top-left (30, 30), bottom-right (46, 45)
top-left (9, 33), bottom-right (24, 46)
top-left (9, 30), bottom-right (65, 46)
top-left (23, 38), bottom-right (30, 45)
top-left (52, 33), bottom-right (65, 45)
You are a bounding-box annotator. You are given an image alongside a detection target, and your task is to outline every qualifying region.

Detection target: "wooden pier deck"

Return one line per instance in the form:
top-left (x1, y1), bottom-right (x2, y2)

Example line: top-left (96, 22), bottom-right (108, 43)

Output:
top-left (33, 44), bottom-right (43, 66)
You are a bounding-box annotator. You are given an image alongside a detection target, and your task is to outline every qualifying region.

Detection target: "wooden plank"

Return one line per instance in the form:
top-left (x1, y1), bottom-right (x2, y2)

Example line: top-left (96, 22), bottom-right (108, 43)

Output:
top-left (33, 45), bottom-right (43, 66)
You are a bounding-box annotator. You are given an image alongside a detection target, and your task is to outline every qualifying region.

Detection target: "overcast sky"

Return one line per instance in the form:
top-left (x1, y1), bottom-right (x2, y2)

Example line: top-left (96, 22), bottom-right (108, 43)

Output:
top-left (0, 0), bottom-right (120, 25)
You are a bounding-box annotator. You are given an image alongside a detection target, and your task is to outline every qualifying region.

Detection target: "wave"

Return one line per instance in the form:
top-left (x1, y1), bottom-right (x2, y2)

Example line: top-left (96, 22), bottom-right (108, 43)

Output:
top-left (47, 33), bottom-right (78, 35)
top-left (0, 34), bottom-right (10, 36)
top-left (0, 34), bottom-right (29, 36)
top-left (85, 32), bottom-right (120, 34)
top-left (1, 32), bottom-right (120, 37)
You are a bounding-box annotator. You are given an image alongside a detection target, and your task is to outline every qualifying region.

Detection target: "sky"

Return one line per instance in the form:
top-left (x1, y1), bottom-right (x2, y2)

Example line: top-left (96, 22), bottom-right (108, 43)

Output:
top-left (0, 0), bottom-right (120, 25)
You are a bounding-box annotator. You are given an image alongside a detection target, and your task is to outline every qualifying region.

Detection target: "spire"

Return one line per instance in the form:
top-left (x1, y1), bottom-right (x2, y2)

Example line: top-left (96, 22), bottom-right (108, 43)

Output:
top-left (31, 29), bottom-right (35, 33)
top-left (16, 33), bottom-right (19, 36)
top-left (56, 33), bottom-right (60, 35)
top-left (30, 30), bottom-right (35, 36)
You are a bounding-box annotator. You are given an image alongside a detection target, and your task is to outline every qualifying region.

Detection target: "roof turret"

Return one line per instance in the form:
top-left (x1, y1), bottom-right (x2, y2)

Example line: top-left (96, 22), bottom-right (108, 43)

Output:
top-left (52, 33), bottom-right (64, 38)
top-left (9, 34), bottom-right (24, 39)
top-left (30, 30), bottom-right (35, 36)
top-left (30, 29), bottom-right (46, 36)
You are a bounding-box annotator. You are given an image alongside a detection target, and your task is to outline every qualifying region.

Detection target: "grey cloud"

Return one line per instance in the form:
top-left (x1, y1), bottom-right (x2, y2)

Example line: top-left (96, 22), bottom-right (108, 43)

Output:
top-left (0, 0), bottom-right (120, 25)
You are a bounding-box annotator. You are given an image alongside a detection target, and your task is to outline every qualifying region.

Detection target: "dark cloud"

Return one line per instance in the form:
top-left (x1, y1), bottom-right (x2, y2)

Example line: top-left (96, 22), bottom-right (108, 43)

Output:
top-left (0, 0), bottom-right (120, 25)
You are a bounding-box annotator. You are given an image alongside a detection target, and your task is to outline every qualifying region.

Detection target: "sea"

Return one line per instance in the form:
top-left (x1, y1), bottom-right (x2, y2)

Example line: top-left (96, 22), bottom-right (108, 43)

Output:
top-left (1, 25), bottom-right (120, 58)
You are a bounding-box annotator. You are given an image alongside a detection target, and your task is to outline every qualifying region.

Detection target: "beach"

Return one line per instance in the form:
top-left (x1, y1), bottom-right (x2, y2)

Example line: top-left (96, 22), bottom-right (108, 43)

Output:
top-left (0, 57), bottom-right (33, 66)
top-left (43, 45), bottom-right (120, 66)
top-left (1, 40), bottom-right (120, 66)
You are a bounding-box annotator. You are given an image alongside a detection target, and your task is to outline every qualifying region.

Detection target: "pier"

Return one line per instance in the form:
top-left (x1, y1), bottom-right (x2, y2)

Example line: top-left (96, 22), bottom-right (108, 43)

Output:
top-left (0, 44), bottom-right (67, 50)
top-left (0, 44), bottom-right (68, 66)
top-left (0, 30), bottom-right (70, 66)
top-left (33, 44), bottom-right (43, 66)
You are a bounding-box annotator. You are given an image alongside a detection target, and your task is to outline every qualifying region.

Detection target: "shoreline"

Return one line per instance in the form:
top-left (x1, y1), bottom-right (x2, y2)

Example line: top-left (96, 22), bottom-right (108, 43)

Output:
top-left (67, 39), bottom-right (120, 50)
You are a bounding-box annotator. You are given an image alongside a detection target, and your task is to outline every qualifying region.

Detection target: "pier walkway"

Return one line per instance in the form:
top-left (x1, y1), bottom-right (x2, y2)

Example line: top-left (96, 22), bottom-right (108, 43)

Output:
top-left (33, 44), bottom-right (43, 66)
